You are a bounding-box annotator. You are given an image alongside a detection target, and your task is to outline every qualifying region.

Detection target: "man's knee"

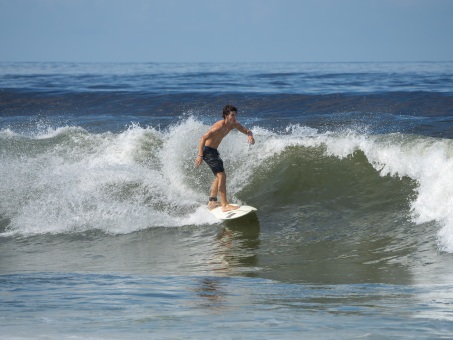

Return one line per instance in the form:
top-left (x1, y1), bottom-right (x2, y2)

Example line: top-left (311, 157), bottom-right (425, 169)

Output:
top-left (216, 171), bottom-right (226, 188)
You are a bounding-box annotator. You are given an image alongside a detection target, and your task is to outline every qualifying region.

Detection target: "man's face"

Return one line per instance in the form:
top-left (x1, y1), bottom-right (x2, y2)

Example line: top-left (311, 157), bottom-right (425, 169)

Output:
top-left (226, 111), bottom-right (237, 124)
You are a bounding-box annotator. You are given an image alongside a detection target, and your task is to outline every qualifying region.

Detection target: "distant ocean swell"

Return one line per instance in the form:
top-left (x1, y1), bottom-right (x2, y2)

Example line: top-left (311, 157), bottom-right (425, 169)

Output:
top-left (1, 118), bottom-right (452, 251)
top-left (2, 90), bottom-right (452, 140)
top-left (2, 90), bottom-right (453, 117)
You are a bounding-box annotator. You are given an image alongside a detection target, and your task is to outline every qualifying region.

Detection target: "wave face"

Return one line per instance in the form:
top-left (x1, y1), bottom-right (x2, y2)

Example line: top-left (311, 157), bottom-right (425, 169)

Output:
top-left (1, 118), bottom-right (452, 251)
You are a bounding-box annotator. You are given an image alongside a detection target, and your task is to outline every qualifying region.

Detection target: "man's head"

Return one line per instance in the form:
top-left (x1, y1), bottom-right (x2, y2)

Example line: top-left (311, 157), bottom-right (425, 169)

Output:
top-left (223, 105), bottom-right (237, 119)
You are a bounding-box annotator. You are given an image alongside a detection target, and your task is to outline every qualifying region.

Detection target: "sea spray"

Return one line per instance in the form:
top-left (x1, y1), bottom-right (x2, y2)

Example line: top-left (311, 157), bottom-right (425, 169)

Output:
top-left (0, 123), bottom-right (218, 236)
top-left (1, 119), bottom-right (452, 253)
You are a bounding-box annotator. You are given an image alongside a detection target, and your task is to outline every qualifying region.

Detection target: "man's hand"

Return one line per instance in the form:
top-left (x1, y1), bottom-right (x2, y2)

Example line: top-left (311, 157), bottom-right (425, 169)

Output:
top-left (247, 135), bottom-right (255, 145)
top-left (195, 155), bottom-right (203, 167)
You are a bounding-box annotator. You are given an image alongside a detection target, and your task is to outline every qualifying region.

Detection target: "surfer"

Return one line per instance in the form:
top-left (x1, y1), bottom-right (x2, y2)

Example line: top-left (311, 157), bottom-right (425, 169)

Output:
top-left (195, 105), bottom-right (255, 212)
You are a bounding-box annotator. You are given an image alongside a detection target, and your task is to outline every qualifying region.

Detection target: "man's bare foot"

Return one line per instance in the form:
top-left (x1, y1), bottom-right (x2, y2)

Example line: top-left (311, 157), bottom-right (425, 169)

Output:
top-left (208, 201), bottom-right (221, 210)
top-left (222, 204), bottom-right (240, 212)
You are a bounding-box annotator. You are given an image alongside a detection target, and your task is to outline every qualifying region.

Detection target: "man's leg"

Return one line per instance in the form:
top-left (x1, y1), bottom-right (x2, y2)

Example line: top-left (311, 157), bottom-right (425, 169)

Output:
top-left (217, 171), bottom-right (239, 212)
top-left (208, 176), bottom-right (220, 210)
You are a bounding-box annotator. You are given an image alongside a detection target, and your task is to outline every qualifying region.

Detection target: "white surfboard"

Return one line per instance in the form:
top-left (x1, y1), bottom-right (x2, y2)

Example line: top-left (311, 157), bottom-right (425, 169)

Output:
top-left (210, 204), bottom-right (257, 221)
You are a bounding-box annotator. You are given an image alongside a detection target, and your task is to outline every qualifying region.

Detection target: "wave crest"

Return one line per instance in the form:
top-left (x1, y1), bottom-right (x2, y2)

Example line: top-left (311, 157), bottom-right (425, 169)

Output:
top-left (1, 119), bottom-right (452, 253)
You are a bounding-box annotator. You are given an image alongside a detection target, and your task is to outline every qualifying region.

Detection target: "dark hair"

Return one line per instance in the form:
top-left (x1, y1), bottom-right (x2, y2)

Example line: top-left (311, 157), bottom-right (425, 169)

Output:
top-left (222, 105), bottom-right (237, 119)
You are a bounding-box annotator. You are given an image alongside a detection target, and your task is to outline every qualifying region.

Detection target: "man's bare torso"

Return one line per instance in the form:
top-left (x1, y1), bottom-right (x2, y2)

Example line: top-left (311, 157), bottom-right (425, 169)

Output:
top-left (204, 120), bottom-right (234, 149)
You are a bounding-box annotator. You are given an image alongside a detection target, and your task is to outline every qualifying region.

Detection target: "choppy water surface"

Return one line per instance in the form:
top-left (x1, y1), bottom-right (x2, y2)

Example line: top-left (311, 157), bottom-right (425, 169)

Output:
top-left (1, 62), bottom-right (453, 338)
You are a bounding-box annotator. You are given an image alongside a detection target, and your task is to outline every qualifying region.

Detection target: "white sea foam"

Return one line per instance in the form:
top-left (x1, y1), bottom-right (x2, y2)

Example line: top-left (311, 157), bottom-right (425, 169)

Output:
top-left (0, 128), bottom-right (19, 138)
top-left (1, 119), bottom-right (452, 251)
top-left (0, 120), bottom-right (218, 236)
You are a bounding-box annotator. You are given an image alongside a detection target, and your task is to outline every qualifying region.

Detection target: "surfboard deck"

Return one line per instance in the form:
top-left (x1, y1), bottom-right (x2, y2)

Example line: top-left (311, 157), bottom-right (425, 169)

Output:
top-left (210, 204), bottom-right (257, 221)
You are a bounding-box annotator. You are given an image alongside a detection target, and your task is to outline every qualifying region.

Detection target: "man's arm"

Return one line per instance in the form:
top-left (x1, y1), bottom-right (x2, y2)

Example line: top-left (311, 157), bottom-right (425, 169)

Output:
top-left (195, 123), bottom-right (220, 166)
top-left (195, 132), bottom-right (208, 166)
top-left (235, 123), bottom-right (255, 145)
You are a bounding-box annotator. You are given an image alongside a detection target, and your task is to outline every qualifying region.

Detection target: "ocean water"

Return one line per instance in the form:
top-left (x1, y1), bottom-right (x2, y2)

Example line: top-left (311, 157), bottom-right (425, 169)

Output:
top-left (1, 62), bottom-right (453, 338)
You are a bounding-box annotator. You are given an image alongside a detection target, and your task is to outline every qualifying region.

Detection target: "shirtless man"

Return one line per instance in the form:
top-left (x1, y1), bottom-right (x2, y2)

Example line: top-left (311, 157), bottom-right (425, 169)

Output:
top-left (195, 105), bottom-right (255, 212)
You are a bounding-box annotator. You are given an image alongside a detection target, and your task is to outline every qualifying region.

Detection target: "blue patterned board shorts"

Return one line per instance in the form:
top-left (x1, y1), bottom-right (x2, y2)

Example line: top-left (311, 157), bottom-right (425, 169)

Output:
top-left (203, 146), bottom-right (224, 175)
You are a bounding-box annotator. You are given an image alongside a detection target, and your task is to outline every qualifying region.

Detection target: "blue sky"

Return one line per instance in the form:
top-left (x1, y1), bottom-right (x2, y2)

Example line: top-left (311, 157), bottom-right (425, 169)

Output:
top-left (1, 0), bottom-right (452, 62)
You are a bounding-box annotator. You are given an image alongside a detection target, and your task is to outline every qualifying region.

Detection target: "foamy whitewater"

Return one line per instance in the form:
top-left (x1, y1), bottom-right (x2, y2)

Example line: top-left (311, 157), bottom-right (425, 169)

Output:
top-left (1, 62), bottom-right (453, 338)
top-left (2, 119), bottom-right (452, 251)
